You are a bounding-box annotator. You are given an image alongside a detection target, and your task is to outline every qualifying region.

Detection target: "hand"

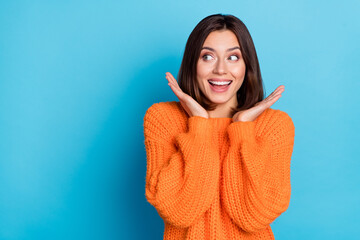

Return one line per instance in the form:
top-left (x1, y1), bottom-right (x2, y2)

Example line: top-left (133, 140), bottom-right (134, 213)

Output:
top-left (232, 85), bottom-right (285, 122)
top-left (165, 72), bottom-right (209, 118)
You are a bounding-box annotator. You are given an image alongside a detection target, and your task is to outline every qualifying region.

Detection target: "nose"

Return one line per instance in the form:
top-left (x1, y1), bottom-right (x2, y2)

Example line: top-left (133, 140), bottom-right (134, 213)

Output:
top-left (213, 58), bottom-right (227, 74)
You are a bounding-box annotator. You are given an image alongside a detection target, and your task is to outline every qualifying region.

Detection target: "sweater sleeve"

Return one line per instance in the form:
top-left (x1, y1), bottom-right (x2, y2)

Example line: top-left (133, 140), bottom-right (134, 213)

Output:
top-left (143, 104), bottom-right (220, 228)
top-left (221, 110), bottom-right (295, 233)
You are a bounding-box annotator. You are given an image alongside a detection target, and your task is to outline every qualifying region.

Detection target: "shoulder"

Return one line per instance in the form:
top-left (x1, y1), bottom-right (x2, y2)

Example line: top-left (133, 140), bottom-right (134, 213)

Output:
top-left (143, 101), bottom-right (188, 139)
top-left (255, 108), bottom-right (295, 138)
top-left (144, 101), bottom-right (187, 123)
top-left (260, 108), bottom-right (294, 125)
top-left (145, 101), bottom-right (184, 115)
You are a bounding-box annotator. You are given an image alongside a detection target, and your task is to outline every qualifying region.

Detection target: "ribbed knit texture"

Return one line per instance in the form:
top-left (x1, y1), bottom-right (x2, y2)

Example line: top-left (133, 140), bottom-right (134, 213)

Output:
top-left (143, 101), bottom-right (295, 240)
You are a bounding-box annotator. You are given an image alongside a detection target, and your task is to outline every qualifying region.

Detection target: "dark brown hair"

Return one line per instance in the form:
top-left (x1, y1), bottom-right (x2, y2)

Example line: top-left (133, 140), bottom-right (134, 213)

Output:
top-left (177, 14), bottom-right (265, 116)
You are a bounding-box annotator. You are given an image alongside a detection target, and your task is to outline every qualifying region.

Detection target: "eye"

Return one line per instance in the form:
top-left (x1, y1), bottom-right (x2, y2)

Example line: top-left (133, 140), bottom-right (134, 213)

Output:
top-left (202, 54), bottom-right (214, 61)
top-left (228, 55), bottom-right (239, 61)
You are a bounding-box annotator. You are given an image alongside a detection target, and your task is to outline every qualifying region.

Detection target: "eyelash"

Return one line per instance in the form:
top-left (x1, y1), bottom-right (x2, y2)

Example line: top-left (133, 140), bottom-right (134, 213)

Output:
top-left (202, 54), bottom-right (240, 61)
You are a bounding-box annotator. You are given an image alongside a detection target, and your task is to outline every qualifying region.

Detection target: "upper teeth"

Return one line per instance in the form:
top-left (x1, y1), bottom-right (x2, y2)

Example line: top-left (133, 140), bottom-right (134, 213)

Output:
top-left (209, 80), bottom-right (231, 85)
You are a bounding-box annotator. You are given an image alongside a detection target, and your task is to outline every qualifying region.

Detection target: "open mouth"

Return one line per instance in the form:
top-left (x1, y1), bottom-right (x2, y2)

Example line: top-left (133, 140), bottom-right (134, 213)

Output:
top-left (207, 80), bottom-right (232, 93)
top-left (208, 80), bottom-right (232, 86)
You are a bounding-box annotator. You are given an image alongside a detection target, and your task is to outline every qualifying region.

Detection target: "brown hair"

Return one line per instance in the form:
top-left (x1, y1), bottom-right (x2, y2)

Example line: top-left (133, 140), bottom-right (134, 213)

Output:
top-left (177, 14), bottom-right (265, 116)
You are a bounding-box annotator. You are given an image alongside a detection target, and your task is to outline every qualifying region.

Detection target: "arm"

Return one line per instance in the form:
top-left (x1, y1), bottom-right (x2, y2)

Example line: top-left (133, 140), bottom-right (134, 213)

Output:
top-left (143, 104), bottom-right (220, 228)
top-left (221, 110), bottom-right (295, 233)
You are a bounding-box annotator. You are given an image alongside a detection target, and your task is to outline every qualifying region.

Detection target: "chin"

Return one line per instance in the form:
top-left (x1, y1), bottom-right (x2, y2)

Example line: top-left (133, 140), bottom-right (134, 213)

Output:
top-left (207, 96), bottom-right (232, 105)
top-left (202, 82), bottom-right (239, 106)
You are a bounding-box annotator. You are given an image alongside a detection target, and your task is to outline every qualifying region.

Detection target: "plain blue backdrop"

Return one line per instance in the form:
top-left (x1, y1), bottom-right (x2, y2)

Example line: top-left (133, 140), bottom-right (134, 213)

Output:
top-left (1, 0), bottom-right (359, 239)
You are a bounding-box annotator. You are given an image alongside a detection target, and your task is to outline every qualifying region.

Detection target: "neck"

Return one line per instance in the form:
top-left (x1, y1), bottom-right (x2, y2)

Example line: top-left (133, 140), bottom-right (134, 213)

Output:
top-left (208, 96), bottom-right (238, 118)
top-left (207, 103), bottom-right (234, 118)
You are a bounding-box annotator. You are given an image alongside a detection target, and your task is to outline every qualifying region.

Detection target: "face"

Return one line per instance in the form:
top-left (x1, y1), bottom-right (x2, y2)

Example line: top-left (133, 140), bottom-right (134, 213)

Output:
top-left (196, 29), bottom-right (246, 108)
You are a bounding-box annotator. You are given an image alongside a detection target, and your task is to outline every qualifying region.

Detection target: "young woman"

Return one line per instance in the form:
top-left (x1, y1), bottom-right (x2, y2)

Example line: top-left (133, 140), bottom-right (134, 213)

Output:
top-left (143, 13), bottom-right (295, 239)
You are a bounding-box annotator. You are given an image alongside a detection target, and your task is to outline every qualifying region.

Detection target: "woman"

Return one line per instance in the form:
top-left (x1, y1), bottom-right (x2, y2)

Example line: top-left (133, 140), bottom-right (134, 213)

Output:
top-left (143, 13), bottom-right (295, 239)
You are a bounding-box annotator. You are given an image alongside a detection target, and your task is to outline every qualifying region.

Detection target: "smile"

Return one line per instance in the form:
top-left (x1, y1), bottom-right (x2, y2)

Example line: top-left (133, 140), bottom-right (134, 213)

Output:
top-left (208, 80), bottom-right (232, 86)
top-left (207, 79), bottom-right (232, 93)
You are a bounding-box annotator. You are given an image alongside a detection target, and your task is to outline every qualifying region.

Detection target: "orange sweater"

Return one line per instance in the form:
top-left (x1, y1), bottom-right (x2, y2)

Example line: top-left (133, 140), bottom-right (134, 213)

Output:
top-left (143, 101), bottom-right (295, 239)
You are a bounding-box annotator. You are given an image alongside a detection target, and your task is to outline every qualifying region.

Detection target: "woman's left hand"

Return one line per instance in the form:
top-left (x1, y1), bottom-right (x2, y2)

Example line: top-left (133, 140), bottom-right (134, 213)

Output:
top-left (232, 85), bottom-right (285, 122)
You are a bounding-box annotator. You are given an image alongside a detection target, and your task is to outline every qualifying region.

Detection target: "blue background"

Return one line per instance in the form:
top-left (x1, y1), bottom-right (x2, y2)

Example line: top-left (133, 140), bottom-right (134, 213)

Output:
top-left (1, 0), bottom-right (359, 239)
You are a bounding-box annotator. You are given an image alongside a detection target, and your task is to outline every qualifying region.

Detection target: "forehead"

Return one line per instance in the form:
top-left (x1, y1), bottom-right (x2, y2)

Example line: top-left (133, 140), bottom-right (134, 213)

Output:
top-left (202, 30), bottom-right (240, 48)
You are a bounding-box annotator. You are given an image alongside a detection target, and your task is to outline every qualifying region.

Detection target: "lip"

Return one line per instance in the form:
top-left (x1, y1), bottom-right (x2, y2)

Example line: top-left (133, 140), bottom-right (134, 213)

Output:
top-left (208, 78), bottom-right (232, 82)
top-left (207, 79), bottom-right (232, 93)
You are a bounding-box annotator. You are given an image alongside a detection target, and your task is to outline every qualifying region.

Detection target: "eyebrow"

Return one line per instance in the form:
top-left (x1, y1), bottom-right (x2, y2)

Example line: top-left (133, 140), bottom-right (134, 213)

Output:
top-left (201, 46), bottom-right (241, 52)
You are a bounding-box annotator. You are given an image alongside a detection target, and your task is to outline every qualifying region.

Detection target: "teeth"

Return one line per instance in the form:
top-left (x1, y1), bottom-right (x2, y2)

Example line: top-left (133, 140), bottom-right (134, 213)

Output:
top-left (208, 80), bottom-right (231, 86)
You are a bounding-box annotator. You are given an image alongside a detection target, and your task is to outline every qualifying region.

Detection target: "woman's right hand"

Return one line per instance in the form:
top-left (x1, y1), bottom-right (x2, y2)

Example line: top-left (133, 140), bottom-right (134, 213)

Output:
top-left (165, 72), bottom-right (209, 119)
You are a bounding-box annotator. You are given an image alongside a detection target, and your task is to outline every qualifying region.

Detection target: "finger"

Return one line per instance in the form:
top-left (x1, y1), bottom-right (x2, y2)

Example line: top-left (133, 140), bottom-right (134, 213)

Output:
top-left (165, 73), bottom-right (175, 85)
top-left (258, 87), bottom-right (284, 109)
top-left (166, 78), bottom-right (181, 94)
top-left (267, 88), bottom-right (284, 101)
top-left (168, 82), bottom-right (184, 99)
top-left (167, 73), bottom-right (184, 95)
top-left (267, 85), bottom-right (284, 98)
top-left (167, 73), bottom-right (182, 91)
top-left (167, 79), bottom-right (182, 96)
top-left (264, 94), bottom-right (282, 108)
top-left (166, 72), bottom-right (176, 83)
top-left (265, 86), bottom-right (285, 102)
top-left (165, 72), bottom-right (178, 88)
top-left (166, 77), bottom-right (185, 100)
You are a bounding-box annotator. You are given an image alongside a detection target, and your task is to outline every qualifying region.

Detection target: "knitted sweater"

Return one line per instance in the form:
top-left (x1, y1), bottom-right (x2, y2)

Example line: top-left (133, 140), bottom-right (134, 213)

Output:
top-left (143, 101), bottom-right (295, 239)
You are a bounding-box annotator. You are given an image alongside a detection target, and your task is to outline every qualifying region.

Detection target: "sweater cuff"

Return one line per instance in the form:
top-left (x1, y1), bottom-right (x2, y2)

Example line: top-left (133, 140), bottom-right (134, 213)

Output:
top-left (188, 116), bottom-right (213, 139)
top-left (227, 120), bottom-right (256, 144)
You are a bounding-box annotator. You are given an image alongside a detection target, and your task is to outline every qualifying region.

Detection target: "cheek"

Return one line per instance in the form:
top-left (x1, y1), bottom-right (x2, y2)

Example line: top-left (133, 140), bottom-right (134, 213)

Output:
top-left (197, 62), bottom-right (212, 78)
top-left (196, 64), bottom-right (206, 89)
top-left (232, 64), bottom-right (246, 78)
